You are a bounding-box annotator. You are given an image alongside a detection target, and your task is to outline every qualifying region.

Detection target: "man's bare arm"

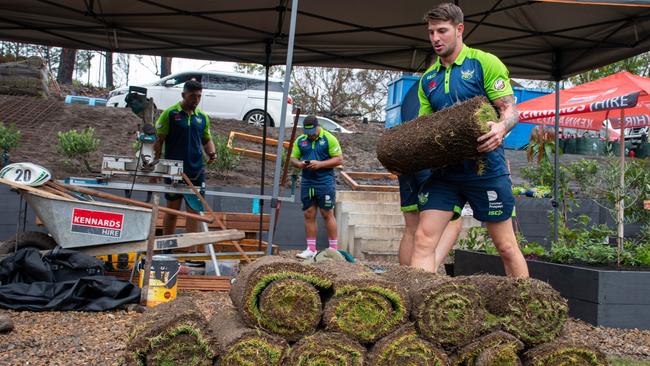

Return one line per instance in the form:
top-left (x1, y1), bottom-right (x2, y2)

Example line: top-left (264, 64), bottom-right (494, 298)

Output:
top-left (494, 94), bottom-right (518, 133)
top-left (477, 95), bottom-right (518, 153)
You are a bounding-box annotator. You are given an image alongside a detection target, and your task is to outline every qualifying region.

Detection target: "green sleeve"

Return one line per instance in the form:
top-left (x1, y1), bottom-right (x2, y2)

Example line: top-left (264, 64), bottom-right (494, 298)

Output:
top-left (155, 108), bottom-right (171, 135)
top-left (203, 114), bottom-right (212, 140)
top-left (480, 52), bottom-right (514, 101)
top-left (291, 137), bottom-right (302, 159)
top-left (418, 78), bottom-right (433, 117)
top-left (327, 133), bottom-right (342, 157)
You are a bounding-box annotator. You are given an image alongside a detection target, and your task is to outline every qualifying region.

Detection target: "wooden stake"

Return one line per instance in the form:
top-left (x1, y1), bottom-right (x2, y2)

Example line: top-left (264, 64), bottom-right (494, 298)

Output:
top-left (140, 194), bottom-right (160, 306)
top-left (181, 173), bottom-right (251, 264)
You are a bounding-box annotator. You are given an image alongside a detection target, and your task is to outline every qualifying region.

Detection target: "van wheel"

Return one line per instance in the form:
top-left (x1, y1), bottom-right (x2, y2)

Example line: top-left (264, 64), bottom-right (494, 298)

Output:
top-left (244, 110), bottom-right (274, 127)
top-left (0, 231), bottom-right (57, 255)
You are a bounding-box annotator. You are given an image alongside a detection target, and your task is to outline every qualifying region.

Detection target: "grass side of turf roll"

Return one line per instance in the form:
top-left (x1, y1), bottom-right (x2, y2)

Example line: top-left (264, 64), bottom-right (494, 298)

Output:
top-left (317, 262), bottom-right (410, 343)
top-left (452, 331), bottom-right (524, 366)
top-left (414, 277), bottom-right (487, 348)
top-left (470, 275), bottom-right (568, 346)
top-left (368, 323), bottom-right (449, 366)
top-left (285, 331), bottom-right (366, 366)
top-left (229, 256), bottom-right (333, 341)
top-left (380, 266), bottom-right (487, 348)
top-left (523, 340), bottom-right (608, 366)
top-left (376, 96), bottom-right (495, 175)
top-left (210, 307), bottom-right (288, 366)
top-left (126, 297), bottom-right (213, 366)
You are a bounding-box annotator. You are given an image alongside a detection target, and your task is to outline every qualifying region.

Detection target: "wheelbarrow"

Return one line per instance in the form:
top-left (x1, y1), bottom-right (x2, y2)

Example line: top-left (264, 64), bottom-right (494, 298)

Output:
top-left (0, 177), bottom-right (244, 257)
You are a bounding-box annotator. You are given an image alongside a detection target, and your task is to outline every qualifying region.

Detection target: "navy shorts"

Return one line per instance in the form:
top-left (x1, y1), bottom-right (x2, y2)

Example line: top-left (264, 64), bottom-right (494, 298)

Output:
top-left (164, 171), bottom-right (205, 211)
top-left (301, 185), bottom-right (335, 211)
top-left (417, 175), bottom-right (515, 222)
top-left (398, 169), bottom-right (431, 212)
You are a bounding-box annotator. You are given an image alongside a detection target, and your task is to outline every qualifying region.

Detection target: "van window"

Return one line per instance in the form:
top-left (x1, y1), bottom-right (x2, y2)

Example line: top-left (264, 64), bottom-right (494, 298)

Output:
top-left (205, 74), bottom-right (246, 91)
top-left (245, 79), bottom-right (284, 92)
top-left (161, 73), bottom-right (203, 87)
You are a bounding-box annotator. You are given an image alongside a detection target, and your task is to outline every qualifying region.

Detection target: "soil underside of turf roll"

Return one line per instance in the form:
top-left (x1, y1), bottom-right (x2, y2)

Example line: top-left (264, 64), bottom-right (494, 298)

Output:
top-left (376, 96), bottom-right (494, 174)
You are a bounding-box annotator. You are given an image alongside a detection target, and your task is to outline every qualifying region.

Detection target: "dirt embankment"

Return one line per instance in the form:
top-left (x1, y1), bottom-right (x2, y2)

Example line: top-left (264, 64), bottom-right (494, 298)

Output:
top-left (4, 95), bottom-right (385, 188)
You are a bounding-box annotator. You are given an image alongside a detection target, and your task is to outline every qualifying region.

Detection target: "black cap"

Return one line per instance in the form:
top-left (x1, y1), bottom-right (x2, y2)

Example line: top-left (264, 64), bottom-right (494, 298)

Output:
top-left (303, 115), bottom-right (319, 134)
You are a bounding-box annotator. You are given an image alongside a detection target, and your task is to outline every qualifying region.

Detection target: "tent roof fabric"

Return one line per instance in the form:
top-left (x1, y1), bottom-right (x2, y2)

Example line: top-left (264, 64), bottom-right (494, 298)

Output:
top-left (518, 71), bottom-right (650, 130)
top-left (0, 0), bottom-right (649, 80)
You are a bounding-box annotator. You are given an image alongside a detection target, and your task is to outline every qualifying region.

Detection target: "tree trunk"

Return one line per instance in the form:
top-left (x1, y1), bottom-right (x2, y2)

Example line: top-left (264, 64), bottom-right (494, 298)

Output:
top-left (56, 48), bottom-right (76, 84)
top-left (105, 51), bottom-right (114, 89)
top-left (160, 56), bottom-right (172, 77)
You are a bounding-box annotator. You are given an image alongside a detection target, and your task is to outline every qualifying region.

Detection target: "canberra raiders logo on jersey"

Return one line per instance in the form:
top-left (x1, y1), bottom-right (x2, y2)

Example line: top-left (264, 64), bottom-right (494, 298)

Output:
top-left (461, 69), bottom-right (474, 80)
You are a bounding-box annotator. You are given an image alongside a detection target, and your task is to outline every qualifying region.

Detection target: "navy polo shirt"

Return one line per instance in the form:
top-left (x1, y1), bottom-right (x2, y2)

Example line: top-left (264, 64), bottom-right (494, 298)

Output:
top-left (418, 44), bottom-right (513, 180)
top-left (155, 102), bottom-right (212, 176)
top-left (291, 128), bottom-right (342, 187)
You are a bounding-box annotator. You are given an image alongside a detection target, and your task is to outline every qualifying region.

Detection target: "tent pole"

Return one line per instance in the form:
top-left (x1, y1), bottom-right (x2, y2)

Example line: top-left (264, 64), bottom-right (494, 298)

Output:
top-left (266, 0), bottom-right (298, 255)
top-left (258, 42), bottom-right (272, 251)
top-left (553, 79), bottom-right (560, 245)
top-left (617, 108), bottom-right (625, 265)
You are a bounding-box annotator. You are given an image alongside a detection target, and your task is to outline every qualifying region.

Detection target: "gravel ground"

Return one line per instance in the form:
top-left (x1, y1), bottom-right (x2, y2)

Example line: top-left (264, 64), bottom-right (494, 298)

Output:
top-left (1, 290), bottom-right (649, 365)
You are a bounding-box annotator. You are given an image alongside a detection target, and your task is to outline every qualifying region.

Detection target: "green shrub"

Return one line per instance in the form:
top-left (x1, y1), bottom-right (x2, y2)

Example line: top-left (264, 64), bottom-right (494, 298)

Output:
top-left (56, 127), bottom-right (100, 172)
top-left (521, 241), bottom-right (547, 257)
top-left (457, 226), bottom-right (490, 251)
top-left (0, 122), bottom-right (21, 152)
top-left (206, 135), bottom-right (241, 176)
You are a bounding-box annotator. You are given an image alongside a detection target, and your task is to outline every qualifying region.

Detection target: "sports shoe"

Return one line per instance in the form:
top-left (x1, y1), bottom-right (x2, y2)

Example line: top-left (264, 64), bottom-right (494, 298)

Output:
top-left (296, 248), bottom-right (317, 259)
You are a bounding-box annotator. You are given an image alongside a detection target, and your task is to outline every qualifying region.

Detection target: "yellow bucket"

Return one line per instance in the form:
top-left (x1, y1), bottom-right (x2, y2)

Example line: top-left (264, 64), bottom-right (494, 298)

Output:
top-left (138, 255), bottom-right (179, 307)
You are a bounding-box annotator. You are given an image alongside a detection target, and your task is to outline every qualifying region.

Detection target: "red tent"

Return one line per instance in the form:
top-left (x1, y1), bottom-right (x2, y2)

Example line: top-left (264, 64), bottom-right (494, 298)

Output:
top-left (516, 71), bottom-right (650, 252)
top-left (517, 71), bottom-right (650, 131)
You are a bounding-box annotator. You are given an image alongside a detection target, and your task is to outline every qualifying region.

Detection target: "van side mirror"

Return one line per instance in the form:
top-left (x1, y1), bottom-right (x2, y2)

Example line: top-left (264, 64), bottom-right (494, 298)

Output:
top-left (164, 79), bottom-right (176, 87)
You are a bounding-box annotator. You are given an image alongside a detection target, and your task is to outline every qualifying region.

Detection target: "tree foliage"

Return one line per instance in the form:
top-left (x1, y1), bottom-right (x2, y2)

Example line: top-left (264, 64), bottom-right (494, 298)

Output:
top-left (290, 67), bottom-right (400, 120)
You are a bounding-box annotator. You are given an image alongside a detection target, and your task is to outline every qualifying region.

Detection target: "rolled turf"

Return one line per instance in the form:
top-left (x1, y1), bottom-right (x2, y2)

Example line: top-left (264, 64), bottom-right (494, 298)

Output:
top-left (523, 340), bottom-right (608, 366)
top-left (376, 96), bottom-right (495, 175)
top-left (209, 307), bottom-right (288, 366)
top-left (469, 275), bottom-right (568, 346)
top-left (316, 261), bottom-right (410, 343)
top-left (285, 331), bottom-right (366, 366)
top-left (367, 323), bottom-right (449, 366)
top-left (380, 266), bottom-right (487, 348)
top-left (452, 331), bottom-right (524, 366)
top-left (126, 297), bottom-right (214, 366)
top-left (229, 255), bottom-right (333, 341)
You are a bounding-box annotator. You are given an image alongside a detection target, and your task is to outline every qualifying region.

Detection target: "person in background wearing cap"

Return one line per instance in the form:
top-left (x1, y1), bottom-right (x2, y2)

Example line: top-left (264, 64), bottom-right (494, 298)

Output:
top-left (290, 116), bottom-right (344, 259)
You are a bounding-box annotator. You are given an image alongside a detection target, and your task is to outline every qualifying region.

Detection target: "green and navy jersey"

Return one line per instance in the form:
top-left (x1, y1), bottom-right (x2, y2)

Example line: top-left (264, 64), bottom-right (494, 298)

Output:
top-left (418, 44), bottom-right (513, 180)
top-left (291, 128), bottom-right (342, 187)
top-left (155, 102), bottom-right (212, 176)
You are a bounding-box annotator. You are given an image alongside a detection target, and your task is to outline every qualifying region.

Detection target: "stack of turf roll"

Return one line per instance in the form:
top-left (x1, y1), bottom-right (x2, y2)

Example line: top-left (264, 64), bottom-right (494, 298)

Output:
top-left (524, 340), bottom-right (608, 366)
top-left (127, 258), bottom-right (610, 365)
top-left (229, 256), bottom-right (334, 342)
top-left (367, 324), bottom-right (448, 366)
top-left (380, 265), bottom-right (487, 348)
top-left (286, 331), bottom-right (367, 366)
top-left (468, 275), bottom-right (568, 346)
top-left (125, 297), bottom-right (214, 366)
top-left (376, 96), bottom-right (496, 174)
top-left (315, 261), bottom-right (410, 343)
top-left (209, 307), bottom-right (288, 366)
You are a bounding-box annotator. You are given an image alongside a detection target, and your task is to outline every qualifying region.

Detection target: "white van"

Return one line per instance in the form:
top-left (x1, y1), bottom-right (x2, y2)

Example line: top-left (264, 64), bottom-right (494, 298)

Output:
top-left (107, 71), bottom-right (293, 127)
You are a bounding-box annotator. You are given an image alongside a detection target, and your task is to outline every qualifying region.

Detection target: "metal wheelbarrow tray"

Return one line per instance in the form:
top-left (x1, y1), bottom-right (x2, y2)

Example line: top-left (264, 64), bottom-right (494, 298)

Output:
top-left (1, 178), bottom-right (244, 256)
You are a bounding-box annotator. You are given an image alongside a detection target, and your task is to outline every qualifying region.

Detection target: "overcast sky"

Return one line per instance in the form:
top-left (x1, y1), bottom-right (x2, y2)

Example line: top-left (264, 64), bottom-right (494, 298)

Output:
top-left (80, 52), bottom-right (237, 89)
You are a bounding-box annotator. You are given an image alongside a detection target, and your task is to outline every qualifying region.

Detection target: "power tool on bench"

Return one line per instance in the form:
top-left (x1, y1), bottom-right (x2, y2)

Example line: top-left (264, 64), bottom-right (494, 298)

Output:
top-left (101, 86), bottom-right (183, 182)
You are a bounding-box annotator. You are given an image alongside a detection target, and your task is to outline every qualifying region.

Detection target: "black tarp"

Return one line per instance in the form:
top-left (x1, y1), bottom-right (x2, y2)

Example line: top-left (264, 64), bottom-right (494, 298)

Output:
top-left (0, 248), bottom-right (140, 311)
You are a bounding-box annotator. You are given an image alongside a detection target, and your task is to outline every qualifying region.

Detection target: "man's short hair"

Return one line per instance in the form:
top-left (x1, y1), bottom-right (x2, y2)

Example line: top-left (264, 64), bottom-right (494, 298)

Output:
top-left (183, 80), bottom-right (203, 92)
top-left (423, 3), bottom-right (464, 25)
